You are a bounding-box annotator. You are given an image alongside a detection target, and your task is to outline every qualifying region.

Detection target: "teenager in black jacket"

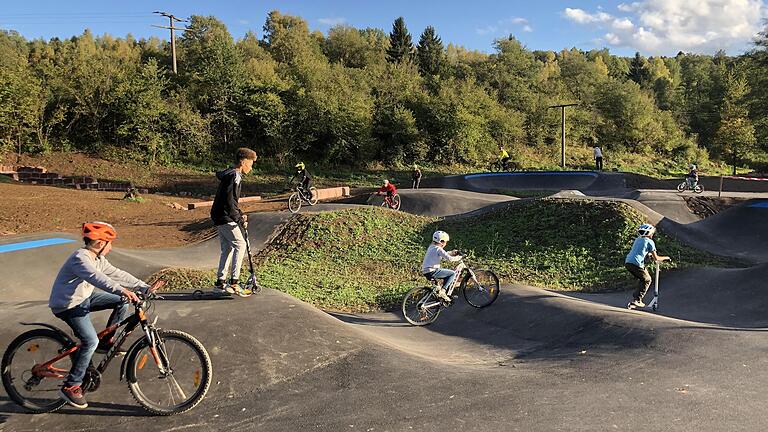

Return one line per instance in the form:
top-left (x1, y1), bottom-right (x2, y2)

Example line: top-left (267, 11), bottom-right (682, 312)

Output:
top-left (210, 147), bottom-right (257, 296)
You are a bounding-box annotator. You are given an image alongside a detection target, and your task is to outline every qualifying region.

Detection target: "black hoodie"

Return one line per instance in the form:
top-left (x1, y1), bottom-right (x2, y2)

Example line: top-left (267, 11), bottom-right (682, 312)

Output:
top-left (210, 167), bottom-right (242, 226)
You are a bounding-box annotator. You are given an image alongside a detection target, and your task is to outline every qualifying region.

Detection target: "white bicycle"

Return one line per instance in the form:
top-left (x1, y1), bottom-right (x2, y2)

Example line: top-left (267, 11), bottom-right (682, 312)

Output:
top-left (402, 254), bottom-right (500, 326)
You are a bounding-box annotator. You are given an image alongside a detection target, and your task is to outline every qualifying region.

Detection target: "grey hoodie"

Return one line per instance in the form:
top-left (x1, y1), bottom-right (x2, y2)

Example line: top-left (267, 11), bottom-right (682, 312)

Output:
top-left (48, 248), bottom-right (150, 313)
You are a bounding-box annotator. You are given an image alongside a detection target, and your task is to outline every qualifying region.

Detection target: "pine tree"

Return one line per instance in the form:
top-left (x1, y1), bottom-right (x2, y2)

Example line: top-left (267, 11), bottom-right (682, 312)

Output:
top-left (627, 52), bottom-right (650, 88)
top-left (386, 17), bottom-right (413, 63)
top-left (416, 26), bottom-right (445, 76)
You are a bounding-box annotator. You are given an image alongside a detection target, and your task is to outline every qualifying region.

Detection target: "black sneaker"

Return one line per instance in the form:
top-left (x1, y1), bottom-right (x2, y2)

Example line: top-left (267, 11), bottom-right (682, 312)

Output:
top-left (59, 384), bottom-right (88, 409)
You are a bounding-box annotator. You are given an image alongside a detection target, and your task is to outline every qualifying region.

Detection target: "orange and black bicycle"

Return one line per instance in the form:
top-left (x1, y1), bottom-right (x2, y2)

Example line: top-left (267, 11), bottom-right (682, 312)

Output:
top-left (1, 291), bottom-right (212, 415)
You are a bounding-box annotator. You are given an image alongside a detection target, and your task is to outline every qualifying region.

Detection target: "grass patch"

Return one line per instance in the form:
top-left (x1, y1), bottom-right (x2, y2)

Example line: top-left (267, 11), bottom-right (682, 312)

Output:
top-left (150, 200), bottom-right (735, 311)
top-left (183, 200), bottom-right (725, 312)
top-left (0, 175), bottom-right (14, 184)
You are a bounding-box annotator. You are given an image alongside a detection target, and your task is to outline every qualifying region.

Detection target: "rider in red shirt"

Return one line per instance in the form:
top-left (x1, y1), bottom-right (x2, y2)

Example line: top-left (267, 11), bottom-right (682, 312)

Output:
top-left (378, 179), bottom-right (397, 200)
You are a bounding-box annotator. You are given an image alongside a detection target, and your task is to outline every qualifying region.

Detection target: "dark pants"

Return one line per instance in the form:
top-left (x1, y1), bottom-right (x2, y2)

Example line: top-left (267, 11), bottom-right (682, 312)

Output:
top-left (595, 157), bottom-right (603, 171)
top-left (54, 291), bottom-right (128, 386)
top-left (300, 179), bottom-right (311, 198)
top-left (412, 177), bottom-right (421, 189)
top-left (625, 263), bottom-right (651, 302)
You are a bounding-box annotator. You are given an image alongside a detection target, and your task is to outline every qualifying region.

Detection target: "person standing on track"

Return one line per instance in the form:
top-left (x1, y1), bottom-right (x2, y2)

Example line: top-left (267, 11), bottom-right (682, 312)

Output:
top-left (594, 146), bottom-right (603, 171)
top-left (625, 223), bottom-right (670, 308)
top-left (211, 147), bottom-right (258, 297)
top-left (412, 164), bottom-right (422, 189)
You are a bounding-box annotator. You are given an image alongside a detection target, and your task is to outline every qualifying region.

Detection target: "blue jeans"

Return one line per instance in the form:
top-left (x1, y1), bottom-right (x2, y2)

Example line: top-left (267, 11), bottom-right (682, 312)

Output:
top-left (54, 291), bottom-right (128, 386)
top-left (426, 268), bottom-right (458, 291)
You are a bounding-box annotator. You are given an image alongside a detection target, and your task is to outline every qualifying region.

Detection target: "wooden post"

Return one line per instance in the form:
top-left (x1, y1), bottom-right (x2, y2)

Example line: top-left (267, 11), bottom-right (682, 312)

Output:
top-left (719, 176), bottom-right (724, 198)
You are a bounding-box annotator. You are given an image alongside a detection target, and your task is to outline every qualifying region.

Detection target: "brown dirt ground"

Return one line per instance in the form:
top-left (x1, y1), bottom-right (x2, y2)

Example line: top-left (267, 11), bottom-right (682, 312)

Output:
top-left (0, 182), bottom-right (288, 248)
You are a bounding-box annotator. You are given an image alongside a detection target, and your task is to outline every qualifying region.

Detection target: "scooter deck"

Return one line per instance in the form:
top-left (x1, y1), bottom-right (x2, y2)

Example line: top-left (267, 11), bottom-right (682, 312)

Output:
top-left (191, 290), bottom-right (236, 300)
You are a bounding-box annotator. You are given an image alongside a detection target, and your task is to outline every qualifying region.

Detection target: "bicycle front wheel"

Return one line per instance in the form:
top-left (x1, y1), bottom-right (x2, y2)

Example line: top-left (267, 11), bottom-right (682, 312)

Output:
top-left (402, 286), bottom-right (442, 326)
top-left (693, 184), bottom-right (704, 194)
top-left (126, 329), bottom-right (212, 415)
top-left (308, 187), bottom-right (319, 205)
top-left (288, 193), bottom-right (302, 213)
top-left (2, 329), bottom-right (71, 413)
top-left (462, 269), bottom-right (500, 308)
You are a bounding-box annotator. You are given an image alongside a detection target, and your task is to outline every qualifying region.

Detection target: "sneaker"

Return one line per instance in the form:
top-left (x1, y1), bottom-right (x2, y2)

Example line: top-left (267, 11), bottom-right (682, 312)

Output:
top-left (435, 288), bottom-right (452, 303)
top-left (58, 385), bottom-right (88, 409)
top-left (230, 283), bottom-right (253, 298)
top-left (630, 299), bottom-right (645, 308)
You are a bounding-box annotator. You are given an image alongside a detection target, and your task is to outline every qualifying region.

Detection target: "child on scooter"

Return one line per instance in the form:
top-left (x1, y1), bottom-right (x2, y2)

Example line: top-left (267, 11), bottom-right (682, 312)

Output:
top-left (625, 223), bottom-right (670, 308)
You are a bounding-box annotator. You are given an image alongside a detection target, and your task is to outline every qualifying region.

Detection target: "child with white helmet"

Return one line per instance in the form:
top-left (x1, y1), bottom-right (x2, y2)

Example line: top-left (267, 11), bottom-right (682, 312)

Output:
top-left (625, 223), bottom-right (670, 308)
top-left (421, 230), bottom-right (463, 302)
top-left (686, 163), bottom-right (699, 188)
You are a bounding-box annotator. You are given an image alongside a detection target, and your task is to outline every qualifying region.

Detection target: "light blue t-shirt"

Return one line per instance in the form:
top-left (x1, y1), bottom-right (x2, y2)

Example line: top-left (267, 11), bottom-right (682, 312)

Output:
top-left (625, 237), bottom-right (656, 268)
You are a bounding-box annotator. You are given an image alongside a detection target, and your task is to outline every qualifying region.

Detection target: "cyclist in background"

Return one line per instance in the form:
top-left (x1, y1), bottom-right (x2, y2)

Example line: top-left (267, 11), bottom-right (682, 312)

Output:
top-left (499, 147), bottom-right (510, 170)
top-left (291, 162), bottom-right (312, 199)
top-left (686, 164), bottom-right (699, 189)
top-left (378, 179), bottom-right (398, 204)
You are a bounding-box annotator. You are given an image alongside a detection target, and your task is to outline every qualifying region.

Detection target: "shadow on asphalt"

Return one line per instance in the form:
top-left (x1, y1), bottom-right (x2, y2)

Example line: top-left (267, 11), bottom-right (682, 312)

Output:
top-left (0, 396), bottom-right (146, 417)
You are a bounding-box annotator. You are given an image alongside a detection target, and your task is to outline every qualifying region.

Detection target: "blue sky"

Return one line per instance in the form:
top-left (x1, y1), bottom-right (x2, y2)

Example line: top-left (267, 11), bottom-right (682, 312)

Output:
top-left (2, 0), bottom-right (767, 56)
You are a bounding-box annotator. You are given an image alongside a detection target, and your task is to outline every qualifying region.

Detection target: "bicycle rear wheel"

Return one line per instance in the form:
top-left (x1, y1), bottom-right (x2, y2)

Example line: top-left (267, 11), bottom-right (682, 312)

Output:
top-left (2, 329), bottom-right (71, 413)
top-left (308, 187), bottom-right (319, 205)
top-left (402, 286), bottom-right (442, 326)
top-left (462, 269), bottom-right (500, 308)
top-left (676, 182), bottom-right (686, 192)
top-left (288, 193), bottom-right (302, 213)
top-left (391, 194), bottom-right (401, 210)
top-left (126, 329), bottom-right (212, 415)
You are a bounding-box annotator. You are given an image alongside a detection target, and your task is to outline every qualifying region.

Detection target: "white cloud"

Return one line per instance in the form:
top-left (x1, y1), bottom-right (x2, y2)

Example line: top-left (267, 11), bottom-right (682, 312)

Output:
top-left (563, 8), bottom-right (612, 24)
top-left (318, 17), bottom-right (345, 26)
top-left (476, 16), bottom-right (532, 36)
top-left (476, 25), bottom-right (497, 35)
top-left (564, 0), bottom-right (768, 55)
top-left (604, 33), bottom-right (622, 44)
top-left (238, 19), bottom-right (250, 25)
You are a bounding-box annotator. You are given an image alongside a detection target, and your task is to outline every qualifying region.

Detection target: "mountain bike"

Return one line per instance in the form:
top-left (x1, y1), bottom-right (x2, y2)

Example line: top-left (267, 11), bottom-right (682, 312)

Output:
top-left (288, 185), bottom-right (318, 213)
top-left (1, 291), bottom-right (212, 415)
top-left (676, 178), bottom-right (703, 193)
top-left (402, 253), bottom-right (500, 326)
top-left (379, 193), bottom-right (401, 210)
top-left (489, 159), bottom-right (520, 172)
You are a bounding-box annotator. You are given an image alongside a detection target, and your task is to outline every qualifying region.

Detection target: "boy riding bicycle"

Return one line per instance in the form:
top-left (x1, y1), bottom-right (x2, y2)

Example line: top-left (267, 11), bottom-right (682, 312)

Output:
top-left (421, 230), bottom-right (463, 302)
top-left (625, 223), bottom-right (670, 308)
top-left (49, 222), bottom-right (164, 408)
top-left (211, 147), bottom-right (258, 297)
top-left (499, 147), bottom-right (510, 170)
top-left (686, 164), bottom-right (699, 188)
top-left (377, 179), bottom-right (398, 205)
top-left (290, 162), bottom-right (312, 199)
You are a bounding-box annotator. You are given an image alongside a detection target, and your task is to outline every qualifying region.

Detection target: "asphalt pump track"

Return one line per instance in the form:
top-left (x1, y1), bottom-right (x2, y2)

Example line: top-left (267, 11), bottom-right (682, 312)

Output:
top-left (1, 172), bottom-right (768, 431)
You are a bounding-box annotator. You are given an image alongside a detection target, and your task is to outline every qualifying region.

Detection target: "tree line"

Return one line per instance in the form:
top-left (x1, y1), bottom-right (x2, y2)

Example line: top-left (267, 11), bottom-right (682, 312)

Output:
top-left (0, 11), bottom-right (766, 172)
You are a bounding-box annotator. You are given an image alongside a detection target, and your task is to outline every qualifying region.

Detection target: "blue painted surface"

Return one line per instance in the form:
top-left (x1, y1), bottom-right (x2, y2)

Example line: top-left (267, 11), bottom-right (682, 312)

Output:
top-left (464, 171), bottom-right (598, 180)
top-left (0, 238), bottom-right (76, 254)
top-left (748, 201), bottom-right (768, 208)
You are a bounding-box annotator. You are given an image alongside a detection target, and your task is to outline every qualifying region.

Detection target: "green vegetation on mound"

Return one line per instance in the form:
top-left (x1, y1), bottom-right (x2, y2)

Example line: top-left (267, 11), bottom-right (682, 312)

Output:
top-left (151, 199), bottom-right (733, 312)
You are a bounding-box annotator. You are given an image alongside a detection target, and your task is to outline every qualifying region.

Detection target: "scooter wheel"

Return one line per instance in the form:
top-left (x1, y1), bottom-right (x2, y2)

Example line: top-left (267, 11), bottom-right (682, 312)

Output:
top-left (192, 290), bottom-right (204, 300)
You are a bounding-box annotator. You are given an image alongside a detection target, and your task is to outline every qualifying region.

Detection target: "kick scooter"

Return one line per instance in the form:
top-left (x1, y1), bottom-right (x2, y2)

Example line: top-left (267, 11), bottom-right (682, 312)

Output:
top-left (193, 220), bottom-right (262, 300)
top-left (627, 261), bottom-right (663, 311)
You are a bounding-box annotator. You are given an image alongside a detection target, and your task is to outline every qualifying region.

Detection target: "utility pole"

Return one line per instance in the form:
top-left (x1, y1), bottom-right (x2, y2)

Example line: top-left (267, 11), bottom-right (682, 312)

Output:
top-left (548, 103), bottom-right (579, 169)
top-left (152, 11), bottom-right (187, 74)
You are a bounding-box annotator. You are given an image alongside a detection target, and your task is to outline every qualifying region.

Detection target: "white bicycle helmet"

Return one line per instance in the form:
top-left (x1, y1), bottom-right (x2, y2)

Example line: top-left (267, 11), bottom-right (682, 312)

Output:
top-left (383, 179), bottom-right (389, 186)
top-left (690, 163), bottom-right (697, 170)
top-left (637, 223), bottom-right (656, 237)
top-left (432, 230), bottom-right (450, 243)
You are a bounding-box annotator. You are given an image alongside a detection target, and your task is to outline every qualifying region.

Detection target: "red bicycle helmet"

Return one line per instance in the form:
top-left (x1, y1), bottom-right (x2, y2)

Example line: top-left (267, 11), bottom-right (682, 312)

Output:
top-left (82, 221), bottom-right (118, 241)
